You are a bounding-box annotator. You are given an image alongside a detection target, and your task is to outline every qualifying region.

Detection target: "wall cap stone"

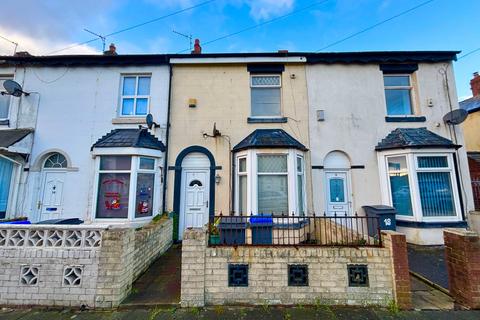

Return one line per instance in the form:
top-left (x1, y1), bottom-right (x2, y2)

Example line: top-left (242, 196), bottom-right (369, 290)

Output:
top-left (444, 228), bottom-right (479, 237)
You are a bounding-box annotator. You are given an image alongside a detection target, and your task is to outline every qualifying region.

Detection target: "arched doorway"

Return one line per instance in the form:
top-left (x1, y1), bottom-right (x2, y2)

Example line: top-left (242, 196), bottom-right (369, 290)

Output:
top-left (173, 146), bottom-right (216, 239)
top-left (323, 151), bottom-right (352, 216)
top-left (38, 152), bottom-right (68, 220)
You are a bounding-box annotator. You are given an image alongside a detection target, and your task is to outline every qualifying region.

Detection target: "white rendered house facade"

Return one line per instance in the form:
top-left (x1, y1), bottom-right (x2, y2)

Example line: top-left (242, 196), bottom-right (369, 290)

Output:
top-left (0, 54), bottom-right (170, 224)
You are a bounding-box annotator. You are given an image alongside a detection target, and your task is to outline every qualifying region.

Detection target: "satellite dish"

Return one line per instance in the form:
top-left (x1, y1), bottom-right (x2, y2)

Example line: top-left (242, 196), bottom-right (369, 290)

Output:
top-left (145, 113), bottom-right (158, 129)
top-left (3, 80), bottom-right (28, 97)
top-left (443, 109), bottom-right (468, 125)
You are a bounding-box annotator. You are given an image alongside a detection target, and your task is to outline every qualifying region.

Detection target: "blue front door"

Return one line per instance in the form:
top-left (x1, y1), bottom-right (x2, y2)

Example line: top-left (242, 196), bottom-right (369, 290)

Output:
top-left (0, 156), bottom-right (14, 218)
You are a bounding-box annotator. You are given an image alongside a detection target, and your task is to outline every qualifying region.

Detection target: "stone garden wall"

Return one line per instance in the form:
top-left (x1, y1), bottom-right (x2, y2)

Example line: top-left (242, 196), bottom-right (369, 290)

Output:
top-left (0, 217), bottom-right (173, 308)
top-left (181, 228), bottom-right (410, 308)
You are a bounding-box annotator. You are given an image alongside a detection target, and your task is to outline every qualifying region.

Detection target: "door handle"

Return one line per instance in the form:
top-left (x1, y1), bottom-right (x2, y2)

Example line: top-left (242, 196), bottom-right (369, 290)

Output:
top-left (37, 201), bottom-right (42, 209)
top-left (205, 200), bottom-right (209, 208)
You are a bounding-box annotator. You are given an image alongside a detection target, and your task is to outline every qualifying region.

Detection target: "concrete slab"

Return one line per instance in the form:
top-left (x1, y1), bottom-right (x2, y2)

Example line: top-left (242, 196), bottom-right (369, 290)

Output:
top-left (410, 276), bottom-right (454, 311)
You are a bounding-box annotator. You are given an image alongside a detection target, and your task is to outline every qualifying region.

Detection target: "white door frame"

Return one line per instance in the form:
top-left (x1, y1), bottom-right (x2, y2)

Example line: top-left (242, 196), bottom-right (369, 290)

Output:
top-left (179, 167), bottom-right (210, 240)
top-left (324, 170), bottom-right (353, 216)
top-left (38, 169), bottom-right (67, 220)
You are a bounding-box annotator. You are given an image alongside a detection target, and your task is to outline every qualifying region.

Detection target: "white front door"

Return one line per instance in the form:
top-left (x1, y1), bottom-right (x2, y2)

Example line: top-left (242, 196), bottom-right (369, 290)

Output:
top-left (180, 169), bottom-right (209, 239)
top-left (39, 171), bottom-right (65, 220)
top-left (325, 171), bottom-right (350, 216)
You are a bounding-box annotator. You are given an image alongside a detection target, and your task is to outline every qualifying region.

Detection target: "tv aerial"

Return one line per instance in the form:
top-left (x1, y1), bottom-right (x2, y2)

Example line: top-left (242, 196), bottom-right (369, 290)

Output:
top-left (1, 80), bottom-right (29, 97)
top-left (172, 30), bottom-right (192, 52)
top-left (146, 113), bottom-right (159, 129)
top-left (443, 109), bottom-right (468, 125)
top-left (84, 29), bottom-right (106, 52)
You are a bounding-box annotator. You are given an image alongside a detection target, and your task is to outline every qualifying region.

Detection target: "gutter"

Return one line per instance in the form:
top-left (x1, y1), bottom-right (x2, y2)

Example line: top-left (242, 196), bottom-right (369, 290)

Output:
top-left (162, 64), bottom-right (173, 214)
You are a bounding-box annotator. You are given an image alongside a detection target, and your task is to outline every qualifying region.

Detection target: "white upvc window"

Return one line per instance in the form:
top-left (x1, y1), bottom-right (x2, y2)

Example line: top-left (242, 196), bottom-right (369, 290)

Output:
top-left (120, 75), bottom-right (151, 116)
top-left (383, 74), bottom-right (414, 116)
top-left (380, 150), bottom-right (462, 222)
top-left (250, 74), bottom-right (281, 117)
top-left (0, 77), bottom-right (13, 120)
top-left (0, 154), bottom-right (21, 218)
top-left (94, 155), bottom-right (159, 221)
top-left (234, 149), bottom-right (305, 216)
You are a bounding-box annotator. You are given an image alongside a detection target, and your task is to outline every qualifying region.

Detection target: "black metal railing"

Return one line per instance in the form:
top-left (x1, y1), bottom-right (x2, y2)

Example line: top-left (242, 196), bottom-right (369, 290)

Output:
top-left (208, 213), bottom-right (382, 247)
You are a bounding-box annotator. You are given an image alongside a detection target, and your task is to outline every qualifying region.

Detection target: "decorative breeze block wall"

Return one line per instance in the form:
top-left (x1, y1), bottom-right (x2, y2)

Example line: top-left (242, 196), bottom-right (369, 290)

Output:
top-left (0, 218), bottom-right (173, 308)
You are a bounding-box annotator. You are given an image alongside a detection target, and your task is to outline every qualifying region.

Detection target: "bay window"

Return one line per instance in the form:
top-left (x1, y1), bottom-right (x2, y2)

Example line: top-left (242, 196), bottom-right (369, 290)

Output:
top-left (235, 149), bottom-right (305, 216)
top-left (382, 151), bottom-right (461, 222)
top-left (95, 155), bottom-right (159, 220)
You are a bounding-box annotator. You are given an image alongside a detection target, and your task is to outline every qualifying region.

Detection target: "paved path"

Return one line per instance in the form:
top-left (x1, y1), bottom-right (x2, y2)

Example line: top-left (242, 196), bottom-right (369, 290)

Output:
top-left (411, 276), bottom-right (454, 310)
top-left (1, 306), bottom-right (480, 320)
top-left (121, 244), bottom-right (181, 307)
top-left (408, 244), bottom-right (449, 289)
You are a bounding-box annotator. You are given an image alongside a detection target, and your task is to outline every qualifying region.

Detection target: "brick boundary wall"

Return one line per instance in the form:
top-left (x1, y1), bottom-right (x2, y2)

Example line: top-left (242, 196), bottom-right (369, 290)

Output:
top-left (382, 231), bottom-right (412, 310)
top-left (0, 218), bottom-right (173, 308)
top-left (444, 228), bottom-right (480, 309)
top-left (181, 228), bottom-right (411, 308)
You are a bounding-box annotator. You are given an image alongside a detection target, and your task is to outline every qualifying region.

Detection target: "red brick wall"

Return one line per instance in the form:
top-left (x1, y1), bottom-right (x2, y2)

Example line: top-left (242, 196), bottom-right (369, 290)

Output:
top-left (382, 231), bottom-right (412, 310)
top-left (471, 73), bottom-right (480, 97)
top-left (444, 229), bottom-right (480, 309)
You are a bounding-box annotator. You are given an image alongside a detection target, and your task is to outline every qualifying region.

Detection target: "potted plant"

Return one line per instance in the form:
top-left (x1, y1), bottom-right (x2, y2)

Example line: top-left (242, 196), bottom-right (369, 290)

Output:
top-left (209, 217), bottom-right (221, 245)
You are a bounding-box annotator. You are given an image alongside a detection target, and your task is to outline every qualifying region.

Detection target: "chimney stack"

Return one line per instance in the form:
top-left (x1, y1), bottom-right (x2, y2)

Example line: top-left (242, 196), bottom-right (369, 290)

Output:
top-left (191, 39), bottom-right (201, 54)
top-left (103, 43), bottom-right (117, 56)
top-left (471, 72), bottom-right (480, 97)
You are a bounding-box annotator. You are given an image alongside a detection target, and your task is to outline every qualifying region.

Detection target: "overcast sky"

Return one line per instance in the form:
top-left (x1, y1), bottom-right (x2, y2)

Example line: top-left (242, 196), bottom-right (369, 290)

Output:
top-left (0, 0), bottom-right (477, 99)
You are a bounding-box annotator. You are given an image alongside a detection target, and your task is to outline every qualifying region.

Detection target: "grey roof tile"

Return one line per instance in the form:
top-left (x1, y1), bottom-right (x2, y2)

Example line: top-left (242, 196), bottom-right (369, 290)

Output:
top-left (92, 128), bottom-right (165, 151)
top-left (375, 127), bottom-right (459, 151)
top-left (233, 129), bottom-right (307, 152)
top-left (460, 95), bottom-right (480, 113)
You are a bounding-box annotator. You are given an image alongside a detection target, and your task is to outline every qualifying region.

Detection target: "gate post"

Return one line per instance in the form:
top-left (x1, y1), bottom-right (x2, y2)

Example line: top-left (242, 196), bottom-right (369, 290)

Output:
top-left (444, 228), bottom-right (480, 309)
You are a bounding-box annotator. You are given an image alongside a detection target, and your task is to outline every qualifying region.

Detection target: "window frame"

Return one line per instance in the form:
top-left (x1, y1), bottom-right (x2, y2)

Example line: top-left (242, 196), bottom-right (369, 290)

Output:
top-left (234, 149), bottom-right (306, 216)
top-left (0, 76), bottom-right (13, 121)
top-left (0, 154), bottom-right (21, 219)
top-left (381, 150), bottom-right (462, 223)
top-left (249, 74), bottom-right (282, 118)
top-left (383, 74), bottom-right (414, 116)
top-left (93, 155), bottom-right (160, 222)
top-left (119, 74), bottom-right (151, 117)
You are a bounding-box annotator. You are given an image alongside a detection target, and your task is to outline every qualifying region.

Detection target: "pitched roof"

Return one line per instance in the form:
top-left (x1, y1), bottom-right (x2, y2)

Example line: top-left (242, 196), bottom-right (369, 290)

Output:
top-left (460, 95), bottom-right (480, 114)
top-left (0, 129), bottom-right (34, 148)
top-left (232, 129), bottom-right (307, 152)
top-left (375, 128), bottom-right (460, 151)
top-left (91, 129), bottom-right (165, 151)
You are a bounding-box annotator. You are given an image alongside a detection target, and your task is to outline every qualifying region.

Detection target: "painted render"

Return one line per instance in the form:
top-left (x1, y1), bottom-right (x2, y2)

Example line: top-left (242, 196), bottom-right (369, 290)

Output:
top-left (462, 111), bottom-right (480, 152)
top-left (6, 65), bottom-right (170, 222)
top-left (306, 62), bottom-right (474, 243)
top-left (165, 63), bottom-right (312, 216)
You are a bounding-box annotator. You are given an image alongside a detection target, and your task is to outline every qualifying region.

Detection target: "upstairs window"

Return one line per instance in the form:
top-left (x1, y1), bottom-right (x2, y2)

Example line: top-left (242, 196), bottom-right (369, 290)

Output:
top-left (250, 75), bottom-right (281, 117)
top-left (0, 77), bottom-right (12, 120)
top-left (120, 75), bottom-right (151, 116)
top-left (384, 75), bottom-right (413, 116)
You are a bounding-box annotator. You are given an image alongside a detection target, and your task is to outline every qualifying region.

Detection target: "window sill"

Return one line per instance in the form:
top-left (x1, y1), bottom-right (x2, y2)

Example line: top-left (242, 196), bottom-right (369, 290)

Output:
top-left (0, 119), bottom-right (10, 126)
top-left (247, 117), bottom-right (287, 123)
top-left (396, 219), bottom-right (466, 228)
top-left (385, 116), bottom-right (426, 123)
top-left (112, 117), bottom-right (146, 124)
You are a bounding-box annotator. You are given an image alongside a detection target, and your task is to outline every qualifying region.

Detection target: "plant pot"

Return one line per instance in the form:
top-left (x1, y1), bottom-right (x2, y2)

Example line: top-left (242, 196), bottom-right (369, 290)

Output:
top-left (210, 234), bottom-right (220, 245)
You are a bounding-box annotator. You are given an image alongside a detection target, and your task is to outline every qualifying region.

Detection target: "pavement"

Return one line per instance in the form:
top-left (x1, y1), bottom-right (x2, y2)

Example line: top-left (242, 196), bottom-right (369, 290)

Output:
top-left (407, 244), bottom-right (449, 290)
top-left (1, 306), bottom-right (480, 320)
top-left (410, 276), bottom-right (453, 310)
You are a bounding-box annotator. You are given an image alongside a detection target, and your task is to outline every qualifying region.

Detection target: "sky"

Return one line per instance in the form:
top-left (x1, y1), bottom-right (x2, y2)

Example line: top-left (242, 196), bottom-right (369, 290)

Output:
top-left (0, 0), bottom-right (478, 99)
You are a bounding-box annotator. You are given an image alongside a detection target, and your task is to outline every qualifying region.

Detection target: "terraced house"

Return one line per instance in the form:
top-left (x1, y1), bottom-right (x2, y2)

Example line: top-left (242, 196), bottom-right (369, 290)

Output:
top-left (0, 47), bottom-right (475, 308)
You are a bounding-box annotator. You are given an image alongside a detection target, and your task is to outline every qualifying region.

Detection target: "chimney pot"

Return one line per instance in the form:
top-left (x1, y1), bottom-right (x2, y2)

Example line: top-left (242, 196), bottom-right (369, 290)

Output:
top-left (192, 39), bottom-right (201, 54)
top-left (471, 71), bottom-right (480, 97)
top-left (103, 43), bottom-right (117, 56)
top-left (278, 50), bottom-right (289, 53)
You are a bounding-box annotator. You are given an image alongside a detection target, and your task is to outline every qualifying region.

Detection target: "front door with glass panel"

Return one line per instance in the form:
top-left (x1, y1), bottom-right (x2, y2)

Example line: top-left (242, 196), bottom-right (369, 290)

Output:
top-left (325, 172), bottom-right (350, 216)
top-left (180, 169), bottom-right (209, 238)
top-left (40, 171), bottom-right (65, 219)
